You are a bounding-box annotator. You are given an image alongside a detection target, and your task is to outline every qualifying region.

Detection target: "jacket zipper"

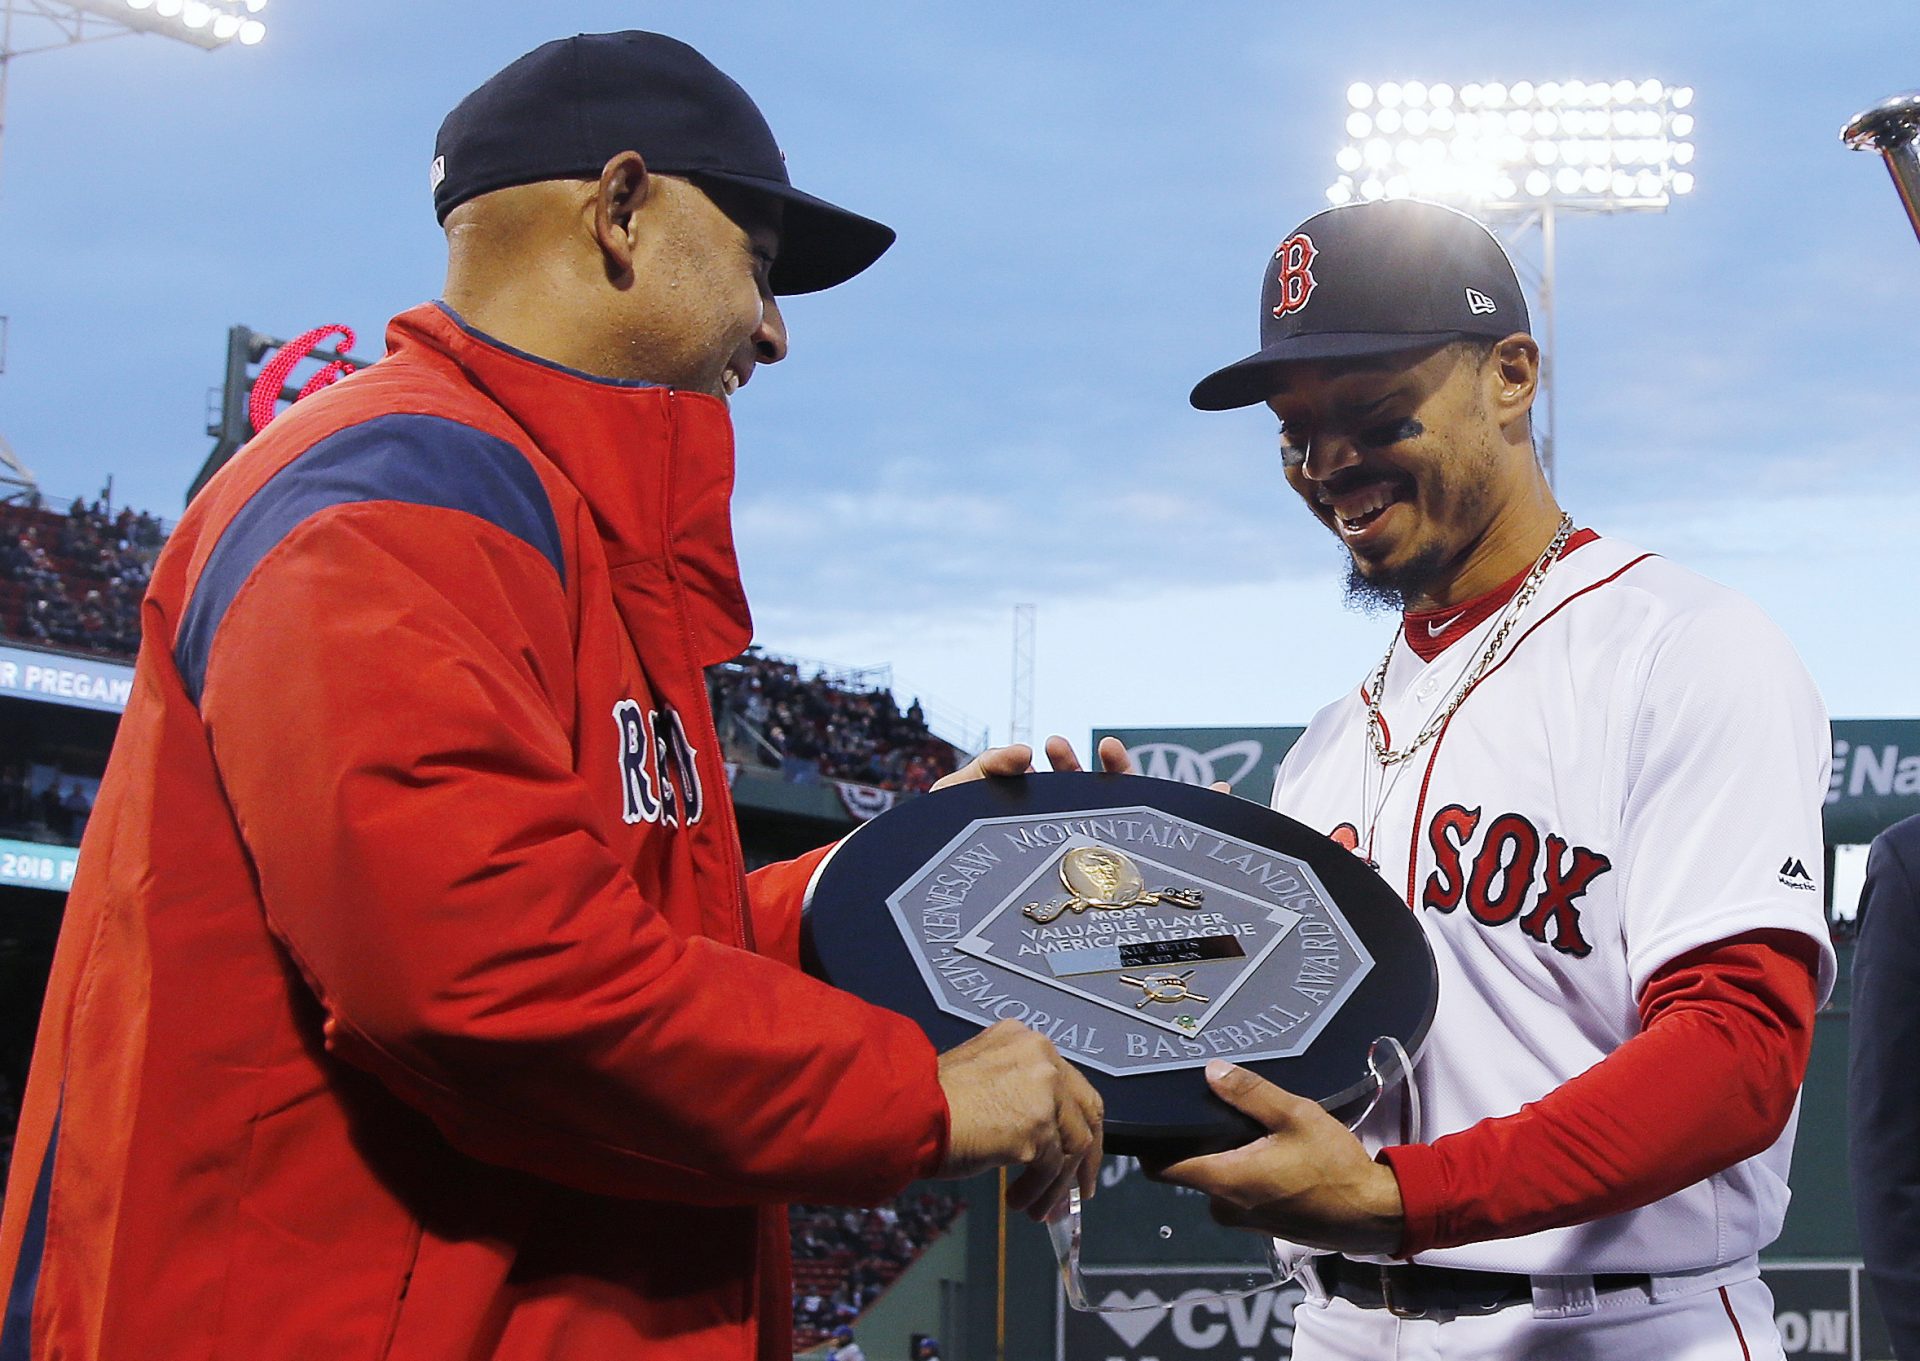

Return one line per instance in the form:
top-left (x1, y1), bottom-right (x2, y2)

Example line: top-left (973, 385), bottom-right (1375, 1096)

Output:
top-left (662, 392), bottom-right (754, 953)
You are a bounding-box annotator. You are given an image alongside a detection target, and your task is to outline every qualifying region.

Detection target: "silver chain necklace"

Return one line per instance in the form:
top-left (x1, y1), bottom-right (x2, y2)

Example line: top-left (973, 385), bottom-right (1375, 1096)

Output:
top-left (1363, 513), bottom-right (1575, 769)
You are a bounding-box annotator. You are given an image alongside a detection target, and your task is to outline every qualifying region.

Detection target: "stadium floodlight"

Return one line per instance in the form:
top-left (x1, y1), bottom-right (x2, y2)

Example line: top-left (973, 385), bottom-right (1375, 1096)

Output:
top-left (1325, 78), bottom-right (1697, 489)
top-left (0, 0), bottom-right (268, 500)
top-left (49, 0), bottom-right (267, 50)
top-left (1, 0), bottom-right (267, 169)
top-left (1326, 77), bottom-right (1695, 214)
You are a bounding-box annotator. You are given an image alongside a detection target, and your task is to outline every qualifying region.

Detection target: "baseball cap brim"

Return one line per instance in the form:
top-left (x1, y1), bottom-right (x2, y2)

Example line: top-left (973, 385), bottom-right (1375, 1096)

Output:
top-left (696, 169), bottom-right (896, 296)
top-left (1189, 330), bottom-right (1473, 412)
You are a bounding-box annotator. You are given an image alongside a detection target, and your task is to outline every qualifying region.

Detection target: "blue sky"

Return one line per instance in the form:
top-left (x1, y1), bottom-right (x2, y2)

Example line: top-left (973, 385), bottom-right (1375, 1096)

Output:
top-left (0, 1), bottom-right (1916, 752)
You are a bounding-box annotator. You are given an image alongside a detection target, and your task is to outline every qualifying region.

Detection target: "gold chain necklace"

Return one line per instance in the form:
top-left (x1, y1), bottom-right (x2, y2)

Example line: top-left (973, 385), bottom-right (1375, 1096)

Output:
top-left (1363, 513), bottom-right (1575, 769)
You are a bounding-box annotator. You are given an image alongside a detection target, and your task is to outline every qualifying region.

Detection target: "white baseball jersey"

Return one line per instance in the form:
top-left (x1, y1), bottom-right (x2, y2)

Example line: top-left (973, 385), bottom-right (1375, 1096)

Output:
top-left (1271, 533), bottom-right (1836, 1276)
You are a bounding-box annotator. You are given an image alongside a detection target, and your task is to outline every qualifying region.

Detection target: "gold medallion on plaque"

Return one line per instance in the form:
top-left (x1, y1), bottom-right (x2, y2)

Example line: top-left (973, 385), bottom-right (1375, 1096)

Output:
top-left (1021, 845), bottom-right (1207, 924)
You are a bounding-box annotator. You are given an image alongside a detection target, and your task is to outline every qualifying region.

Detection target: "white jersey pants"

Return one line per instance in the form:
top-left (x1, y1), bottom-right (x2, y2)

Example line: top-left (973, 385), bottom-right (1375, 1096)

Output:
top-left (1290, 1276), bottom-right (1781, 1361)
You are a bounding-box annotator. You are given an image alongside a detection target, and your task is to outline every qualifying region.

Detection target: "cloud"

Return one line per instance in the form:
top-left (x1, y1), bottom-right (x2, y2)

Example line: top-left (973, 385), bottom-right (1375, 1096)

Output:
top-left (731, 430), bottom-right (1324, 629)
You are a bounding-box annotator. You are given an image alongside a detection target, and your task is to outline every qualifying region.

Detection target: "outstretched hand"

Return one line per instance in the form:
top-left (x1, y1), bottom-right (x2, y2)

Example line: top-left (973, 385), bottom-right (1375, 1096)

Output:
top-left (1041, 735), bottom-right (1231, 794)
top-left (1152, 1060), bottom-right (1406, 1256)
top-left (931, 735), bottom-right (1137, 791)
top-left (1040, 735), bottom-right (1138, 776)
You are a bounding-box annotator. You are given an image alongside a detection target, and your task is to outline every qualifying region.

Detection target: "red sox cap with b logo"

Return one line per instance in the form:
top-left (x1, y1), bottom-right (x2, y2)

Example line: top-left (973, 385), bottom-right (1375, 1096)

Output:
top-left (1190, 198), bottom-right (1529, 411)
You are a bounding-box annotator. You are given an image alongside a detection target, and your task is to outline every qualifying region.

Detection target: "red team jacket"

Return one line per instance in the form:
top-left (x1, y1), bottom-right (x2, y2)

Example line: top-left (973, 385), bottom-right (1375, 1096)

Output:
top-left (0, 303), bottom-right (951, 1360)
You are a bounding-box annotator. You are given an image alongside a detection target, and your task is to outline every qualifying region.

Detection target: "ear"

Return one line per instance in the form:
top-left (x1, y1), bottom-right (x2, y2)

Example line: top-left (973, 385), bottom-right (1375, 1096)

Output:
top-left (1488, 333), bottom-right (1540, 436)
top-left (591, 151), bottom-right (651, 282)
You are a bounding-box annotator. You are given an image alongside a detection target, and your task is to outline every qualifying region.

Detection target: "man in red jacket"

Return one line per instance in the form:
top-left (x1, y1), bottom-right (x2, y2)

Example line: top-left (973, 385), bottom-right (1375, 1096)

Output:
top-left (0, 32), bottom-right (1100, 1361)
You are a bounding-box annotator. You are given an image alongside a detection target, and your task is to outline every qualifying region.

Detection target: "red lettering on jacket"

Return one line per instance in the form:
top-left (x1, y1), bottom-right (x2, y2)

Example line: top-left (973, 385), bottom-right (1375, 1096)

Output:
top-left (1421, 804), bottom-right (1481, 913)
top-left (1519, 834), bottom-right (1607, 958)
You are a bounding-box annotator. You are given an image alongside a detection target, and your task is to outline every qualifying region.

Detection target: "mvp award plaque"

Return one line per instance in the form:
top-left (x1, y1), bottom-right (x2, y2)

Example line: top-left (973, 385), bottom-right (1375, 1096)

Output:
top-left (802, 771), bottom-right (1437, 1156)
top-left (804, 772), bottom-right (1437, 1312)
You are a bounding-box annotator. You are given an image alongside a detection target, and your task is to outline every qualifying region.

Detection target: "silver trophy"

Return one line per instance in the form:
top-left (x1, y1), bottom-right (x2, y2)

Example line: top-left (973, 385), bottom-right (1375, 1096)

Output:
top-left (1843, 91), bottom-right (1920, 244)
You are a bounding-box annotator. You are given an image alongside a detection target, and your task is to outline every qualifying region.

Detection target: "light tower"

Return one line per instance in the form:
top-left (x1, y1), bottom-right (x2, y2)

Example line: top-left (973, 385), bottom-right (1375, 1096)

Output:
top-left (1326, 78), bottom-right (1697, 486)
top-left (1, 0), bottom-right (267, 183)
top-left (0, 0), bottom-right (269, 496)
top-left (1009, 603), bottom-right (1035, 749)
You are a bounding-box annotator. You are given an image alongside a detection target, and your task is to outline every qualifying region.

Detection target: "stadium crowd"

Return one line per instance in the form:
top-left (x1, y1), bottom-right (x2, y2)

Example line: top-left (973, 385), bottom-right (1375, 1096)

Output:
top-left (710, 649), bottom-right (960, 792)
top-left (0, 495), bottom-right (165, 660)
top-left (789, 1190), bottom-right (963, 1350)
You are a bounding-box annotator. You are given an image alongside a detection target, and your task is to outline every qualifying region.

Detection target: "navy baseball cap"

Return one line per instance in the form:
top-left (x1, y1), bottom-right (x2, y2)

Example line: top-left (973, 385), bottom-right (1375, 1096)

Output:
top-left (1190, 199), bottom-right (1529, 411)
top-left (432, 31), bottom-right (895, 295)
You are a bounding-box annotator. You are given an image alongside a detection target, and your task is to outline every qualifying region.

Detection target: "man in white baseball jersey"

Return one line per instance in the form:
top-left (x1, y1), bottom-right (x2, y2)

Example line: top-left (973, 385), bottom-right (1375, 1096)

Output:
top-left (1159, 198), bottom-right (1835, 1359)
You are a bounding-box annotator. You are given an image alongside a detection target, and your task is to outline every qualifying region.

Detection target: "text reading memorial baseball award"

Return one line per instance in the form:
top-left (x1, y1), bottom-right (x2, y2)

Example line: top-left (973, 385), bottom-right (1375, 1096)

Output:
top-left (802, 772), bottom-right (1437, 1312)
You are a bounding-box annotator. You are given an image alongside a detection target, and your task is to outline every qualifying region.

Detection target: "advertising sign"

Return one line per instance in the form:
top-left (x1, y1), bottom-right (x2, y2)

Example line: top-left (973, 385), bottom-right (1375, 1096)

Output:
top-left (0, 836), bottom-right (79, 892)
top-left (1094, 728), bottom-right (1305, 808)
top-left (0, 642), bottom-right (134, 714)
top-left (1059, 1273), bottom-right (1306, 1361)
top-left (1760, 1261), bottom-right (1895, 1361)
top-left (1099, 720), bottom-right (1920, 848)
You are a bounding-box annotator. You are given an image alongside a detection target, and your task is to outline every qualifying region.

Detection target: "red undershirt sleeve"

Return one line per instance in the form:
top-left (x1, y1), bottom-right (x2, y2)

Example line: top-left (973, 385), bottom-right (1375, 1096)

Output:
top-left (1377, 928), bottom-right (1820, 1257)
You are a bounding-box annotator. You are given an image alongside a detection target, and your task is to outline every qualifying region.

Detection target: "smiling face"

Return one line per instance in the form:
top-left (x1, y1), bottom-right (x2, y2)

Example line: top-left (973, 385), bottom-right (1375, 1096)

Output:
top-left (438, 157), bottom-right (790, 399)
top-left (1266, 336), bottom-right (1551, 610)
top-left (623, 175), bottom-right (788, 401)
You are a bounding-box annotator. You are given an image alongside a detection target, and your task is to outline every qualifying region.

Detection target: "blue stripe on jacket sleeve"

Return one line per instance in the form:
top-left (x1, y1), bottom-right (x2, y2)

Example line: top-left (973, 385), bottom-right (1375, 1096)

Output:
top-left (0, 1108), bottom-right (59, 1361)
top-left (174, 413), bottom-right (565, 704)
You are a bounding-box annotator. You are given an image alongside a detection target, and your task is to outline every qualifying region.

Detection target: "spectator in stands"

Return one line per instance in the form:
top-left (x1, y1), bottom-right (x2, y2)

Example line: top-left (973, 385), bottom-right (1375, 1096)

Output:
top-left (34, 782), bottom-right (67, 840)
top-left (59, 784), bottom-right (92, 839)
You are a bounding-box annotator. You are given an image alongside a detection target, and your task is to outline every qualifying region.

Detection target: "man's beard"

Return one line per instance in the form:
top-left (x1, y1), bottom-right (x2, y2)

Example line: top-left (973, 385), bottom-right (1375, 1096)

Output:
top-left (1330, 451), bottom-right (1494, 614)
top-left (1341, 542), bottom-right (1448, 615)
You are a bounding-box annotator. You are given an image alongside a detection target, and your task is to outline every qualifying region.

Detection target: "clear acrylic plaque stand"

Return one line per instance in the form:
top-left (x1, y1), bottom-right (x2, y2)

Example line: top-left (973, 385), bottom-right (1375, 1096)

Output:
top-left (1051, 1036), bottom-right (1421, 1313)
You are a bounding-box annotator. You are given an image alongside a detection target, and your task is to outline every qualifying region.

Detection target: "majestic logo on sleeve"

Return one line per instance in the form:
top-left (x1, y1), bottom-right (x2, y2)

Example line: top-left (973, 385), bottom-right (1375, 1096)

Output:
top-left (613, 700), bottom-right (705, 828)
top-left (1421, 805), bottom-right (1611, 958)
top-left (1271, 233), bottom-right (1319, 317)
top-left (1777, 857), bottom-right (1817, 891)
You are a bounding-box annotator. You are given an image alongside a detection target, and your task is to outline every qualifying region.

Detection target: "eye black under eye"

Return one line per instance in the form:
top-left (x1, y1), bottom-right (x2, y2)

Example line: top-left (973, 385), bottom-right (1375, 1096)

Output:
top-left (1358, 416), bottom-right (1423, 447)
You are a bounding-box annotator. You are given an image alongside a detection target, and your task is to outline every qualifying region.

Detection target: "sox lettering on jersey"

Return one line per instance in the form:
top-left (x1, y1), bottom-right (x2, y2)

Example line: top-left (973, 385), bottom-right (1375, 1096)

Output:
top-left (1324, 812), bottom-right (1610, 957)
top-left (1420, 804), bottom-right (1610, 958)
top-left (613, 699), bottom-right (705, 828)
